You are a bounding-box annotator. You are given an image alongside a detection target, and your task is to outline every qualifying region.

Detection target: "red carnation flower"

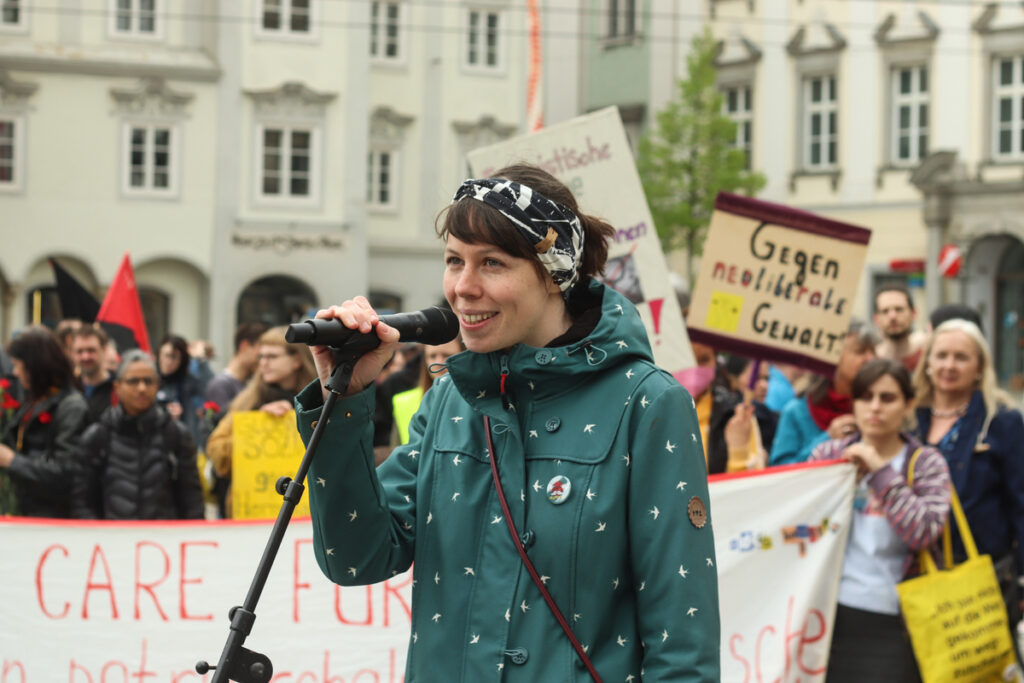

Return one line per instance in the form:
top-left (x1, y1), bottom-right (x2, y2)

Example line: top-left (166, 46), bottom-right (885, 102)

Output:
top-left (38, 412), bottom-right (52, 424)
top-left (203, 401), bottom-right (220, 412)
top-left (1, 394), bottom-right (18, 410)
top-left (0, 378), bottom-right (10, 390)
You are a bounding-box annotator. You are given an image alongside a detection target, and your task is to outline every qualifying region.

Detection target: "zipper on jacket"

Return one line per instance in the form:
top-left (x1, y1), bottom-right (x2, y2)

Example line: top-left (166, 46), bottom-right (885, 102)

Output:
top-left (499, 354), bottom-right (512, 412)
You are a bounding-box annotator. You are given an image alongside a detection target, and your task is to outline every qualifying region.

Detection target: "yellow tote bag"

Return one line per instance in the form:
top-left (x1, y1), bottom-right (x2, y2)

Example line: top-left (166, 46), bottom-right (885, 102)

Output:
top-left (897, 451), bottom-right (1020, 683)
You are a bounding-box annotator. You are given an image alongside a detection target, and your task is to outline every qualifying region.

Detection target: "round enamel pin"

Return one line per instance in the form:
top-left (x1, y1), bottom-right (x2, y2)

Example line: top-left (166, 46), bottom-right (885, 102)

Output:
top-left (546, 475), bottom-right (571, 505)
top-left (688, 496), bottom-right (707, 529)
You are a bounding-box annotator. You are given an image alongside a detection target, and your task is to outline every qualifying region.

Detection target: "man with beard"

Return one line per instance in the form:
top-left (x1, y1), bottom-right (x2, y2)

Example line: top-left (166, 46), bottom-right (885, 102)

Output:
top-left (873, 284), bottom-right (926, 371)
top-left (72, 325), bottom-right (117, 424)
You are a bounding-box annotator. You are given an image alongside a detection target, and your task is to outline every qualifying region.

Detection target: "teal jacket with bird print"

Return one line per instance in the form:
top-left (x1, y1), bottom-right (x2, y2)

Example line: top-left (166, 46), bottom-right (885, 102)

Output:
top-left (296, 280), bottom-right (721, 681)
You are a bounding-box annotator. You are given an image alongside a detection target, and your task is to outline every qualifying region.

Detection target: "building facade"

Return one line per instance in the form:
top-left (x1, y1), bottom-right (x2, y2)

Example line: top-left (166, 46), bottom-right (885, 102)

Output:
top-left (0, 0), bottom-right (529, 360)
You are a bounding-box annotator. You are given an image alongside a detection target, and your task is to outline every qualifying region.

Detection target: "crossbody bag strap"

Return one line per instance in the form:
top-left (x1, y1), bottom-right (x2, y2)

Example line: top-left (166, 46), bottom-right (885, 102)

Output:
top-left (483, 416), bottom-right (602, 683)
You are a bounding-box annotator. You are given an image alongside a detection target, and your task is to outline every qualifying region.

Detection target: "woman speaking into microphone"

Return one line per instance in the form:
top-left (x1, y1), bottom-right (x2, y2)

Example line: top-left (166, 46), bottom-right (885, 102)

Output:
top-left (294, 164), bottom-right (720, 681)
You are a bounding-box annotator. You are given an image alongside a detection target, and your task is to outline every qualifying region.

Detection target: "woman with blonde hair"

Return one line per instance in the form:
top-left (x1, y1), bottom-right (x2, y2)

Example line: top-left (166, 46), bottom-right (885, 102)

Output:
top-left (206, 326), bottom-right (317, 516)
top-left (913, 318), bottom-right (1024, 632)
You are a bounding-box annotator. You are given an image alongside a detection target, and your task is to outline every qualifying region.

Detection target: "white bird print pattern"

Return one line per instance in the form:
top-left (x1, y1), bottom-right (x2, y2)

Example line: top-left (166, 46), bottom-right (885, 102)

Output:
top-left (450, 416), bottom-right (463, 424)
top-left (649, 506), bottom-right (660, 520)
top-left (347, 510), bottom-right (357, 522)
top-left (678, 565), bottom-right (689, 579)
top-left (434, 572), bottom-right (440, 584)
top-left (687, 607), bottom-right (698, 617)
top-left (617, 635), bottom-right (628, 647)
top-left (316, 477), bottom-right (326, 487)
top-left (665, 440), bottom-right (677, 453)
top-left (640, 395), bottom-right (650, 408)
top-left (584, 423), bottom-right (596, 433)
top-left (586, 489), bottom-right (596, 501)
top-left (464, 567), bottom-right (475, 576)
top-left (470, 634), bottom-right (479, 644)
top-left (595, 521), bottom-right (607, 532)
top-left (625, 369), bottom-right (634, 379)
top-left (452, 455), bottom-right (462, 466)
top-left (432, 613), bottom-right (441, 622)
top-left (348, 567), bottom-right (357, 577)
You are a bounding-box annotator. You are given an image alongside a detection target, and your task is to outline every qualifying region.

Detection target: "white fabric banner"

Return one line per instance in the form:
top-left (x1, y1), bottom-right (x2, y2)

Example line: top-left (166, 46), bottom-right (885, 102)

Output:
top-left (0, 462), bottom-right (853, 681)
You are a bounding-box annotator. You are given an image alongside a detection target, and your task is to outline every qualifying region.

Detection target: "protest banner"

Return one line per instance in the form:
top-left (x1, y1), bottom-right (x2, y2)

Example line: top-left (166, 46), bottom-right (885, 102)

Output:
top-left (0, 462), bottom-right (853, 681)
top-left (688, 193), bottom-right (872, 375)
top-left (231, 411), bottom-right (310, 520)
top-left (711, 461), bottom-right (855, 682)
top-left (467, 106), bottom-right (695, 373)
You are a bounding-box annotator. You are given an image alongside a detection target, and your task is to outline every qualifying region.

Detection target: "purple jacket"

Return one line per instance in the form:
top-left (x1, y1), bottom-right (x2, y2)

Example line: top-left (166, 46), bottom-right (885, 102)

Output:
top-left (810, 433), bottom-right (951, 572)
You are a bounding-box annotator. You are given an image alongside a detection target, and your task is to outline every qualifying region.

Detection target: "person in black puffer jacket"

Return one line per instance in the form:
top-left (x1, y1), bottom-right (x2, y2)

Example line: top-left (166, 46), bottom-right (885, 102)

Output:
top-left (72, 350), bottom-right (204, 520)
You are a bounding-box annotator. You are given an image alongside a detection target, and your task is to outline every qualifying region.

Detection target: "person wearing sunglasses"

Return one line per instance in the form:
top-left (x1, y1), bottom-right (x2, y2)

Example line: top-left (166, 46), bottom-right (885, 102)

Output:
top-left (71, 349), bottom-right (203, 520)
top-left (295, 164), bottom-right (720, 681)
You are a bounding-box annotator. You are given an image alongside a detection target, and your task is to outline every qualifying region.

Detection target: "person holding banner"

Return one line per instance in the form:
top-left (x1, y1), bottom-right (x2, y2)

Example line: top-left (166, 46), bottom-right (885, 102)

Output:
top-left (206, 326), bottom-right (317, 517)
top-left (913, 319), bottom-right (1024, 637)
top-left (770, 319), bottom-right (880, 466)
top-left (810, 358), bottom-right (951, 682)
top-left (296, 164), bottom-right (720, 681)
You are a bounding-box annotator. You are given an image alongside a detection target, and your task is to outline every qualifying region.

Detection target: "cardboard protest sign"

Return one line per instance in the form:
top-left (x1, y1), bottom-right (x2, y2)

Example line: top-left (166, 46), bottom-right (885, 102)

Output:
top-left (231, 410), bottom-right (310, 520)
top-left (688, 193), bottom-right (871, 376)
top-left (467, 106), bottom-right (695, 373)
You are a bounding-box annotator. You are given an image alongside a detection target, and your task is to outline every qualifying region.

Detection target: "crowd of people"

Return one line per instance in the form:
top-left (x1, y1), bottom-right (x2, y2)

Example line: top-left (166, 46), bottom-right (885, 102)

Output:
top-left (0, 166), bottom-right (1021, 680)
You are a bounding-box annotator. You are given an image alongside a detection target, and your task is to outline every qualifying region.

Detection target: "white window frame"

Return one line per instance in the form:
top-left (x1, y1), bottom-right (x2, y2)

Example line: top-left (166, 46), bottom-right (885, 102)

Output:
top-left (801, 74), bottom-right (838, 171)
top-left (0, 115), bottom-right (25, 193)
top-left (463, 6), bottom-right (504, 72)
top-left (0, 0), bottom-right (28, 32)
top-left (370, 0), bottom-right (404, 64)
top-left (108, 0), bottom-right (163, 40)
top-left (366, 148), bottom-right (399, 212)
top-left (254, 122), bottom-right (322, 207)
top-left (121, 122), bottom-right (179, 198)
top-left (606, 0), bottom-right (637, 40)
top-left (722, 84), bottom-right (753, 168)
top-left (255, 0), bottom-right (318, 41)
top-left (890, 65), bottom-right (929, 165)
top-left (992, 55), bottom-right (1024, 162)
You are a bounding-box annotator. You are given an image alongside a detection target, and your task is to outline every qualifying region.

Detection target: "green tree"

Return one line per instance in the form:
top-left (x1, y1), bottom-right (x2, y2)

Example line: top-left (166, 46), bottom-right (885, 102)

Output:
top-left (637, 28), bottom-right (766, 285)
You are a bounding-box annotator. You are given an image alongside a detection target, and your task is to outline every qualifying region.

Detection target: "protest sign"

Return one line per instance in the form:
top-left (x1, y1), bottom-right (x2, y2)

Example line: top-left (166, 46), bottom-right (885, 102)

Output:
top-left (0, 463), bottom-right (852, 681)
top-left (467, 106), bottom-right (695, 373)
top-left (232, 410), bottom-right (310, 520)
top-left (711, 461), bottom-right (855, 682)
top-left (688, 193), bottom-right (871, 375)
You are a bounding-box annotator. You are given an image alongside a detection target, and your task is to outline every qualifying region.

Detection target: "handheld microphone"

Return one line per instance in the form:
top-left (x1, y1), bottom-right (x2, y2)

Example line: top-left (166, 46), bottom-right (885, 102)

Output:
top-left (285, 306), bottom-right (460, 351)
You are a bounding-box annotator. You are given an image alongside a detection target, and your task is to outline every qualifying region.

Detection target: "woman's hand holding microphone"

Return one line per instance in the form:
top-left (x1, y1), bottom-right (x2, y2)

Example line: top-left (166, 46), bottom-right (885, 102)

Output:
top-left (310, 296), bottom-right (401, 402)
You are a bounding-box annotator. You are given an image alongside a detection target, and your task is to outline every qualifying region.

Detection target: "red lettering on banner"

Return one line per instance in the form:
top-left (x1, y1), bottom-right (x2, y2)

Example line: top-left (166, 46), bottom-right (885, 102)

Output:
top-left (350, 672), bottom-right (380, 682)
top-left (135, 541), bottom-right (171, 621)
top-left (295, 674), bottom-right (317, 683)
top-left (36, 544), bottom-right (71, 619)
top-left (170, 672), bottom-right (204, 682)
top-left (2, 660), bottom-right (26, 683)
top-left (68, 659), bottom-right (94, 682)
top-left (83, 545), bottom-right (119, 619)
top-left (334, 585), bottom-right (373, 626)
top-left (294, 539), bottom-right (312, 622)
top-left (728, 634), bottom-right (751, 682)
top-left (381, 574), bottom-right (412, 626)
top-left (131, 639), bottom-right (157, 683)
top-left (179, 541), bottom-right (216, 621)
top-left (101, 660), bottom-right (129, 682)
top-left (323, 651), bottom-right (343, 683)
top-left (726, 596), bottom-right (832, 682)
top-left (754, 625), bottom-right (775, 683)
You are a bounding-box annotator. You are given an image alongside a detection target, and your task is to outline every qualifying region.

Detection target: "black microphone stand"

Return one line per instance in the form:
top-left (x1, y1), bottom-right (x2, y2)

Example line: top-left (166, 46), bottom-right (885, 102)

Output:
top-left (196, 346), bottom-right (363, 682)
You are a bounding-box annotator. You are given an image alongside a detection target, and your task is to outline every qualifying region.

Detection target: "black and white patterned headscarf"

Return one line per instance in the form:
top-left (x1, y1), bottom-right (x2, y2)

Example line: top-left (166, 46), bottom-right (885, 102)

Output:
top-left (452, 178), bottom-right (584, 297)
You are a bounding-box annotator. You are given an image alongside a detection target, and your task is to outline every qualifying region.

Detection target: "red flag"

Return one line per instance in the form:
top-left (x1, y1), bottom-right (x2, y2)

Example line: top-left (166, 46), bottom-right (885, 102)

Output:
top-left (97, 253), bottom-right (151, 353)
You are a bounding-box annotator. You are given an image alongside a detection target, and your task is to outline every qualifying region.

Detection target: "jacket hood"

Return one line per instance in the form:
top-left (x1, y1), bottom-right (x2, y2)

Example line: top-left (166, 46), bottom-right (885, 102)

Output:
top-left (443, 280), bottom-right (655, 411)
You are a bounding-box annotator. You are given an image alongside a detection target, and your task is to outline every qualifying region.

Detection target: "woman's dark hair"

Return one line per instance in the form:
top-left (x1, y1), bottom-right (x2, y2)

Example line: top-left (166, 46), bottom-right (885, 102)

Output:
top-left (158, 335), bottom-right (190, 381)
top-left (851, 358), bottom-right (913, 402)
top-left (436, 163), bottom-right (616, 283)
top-left (6, 325), bottom-right (74, 398)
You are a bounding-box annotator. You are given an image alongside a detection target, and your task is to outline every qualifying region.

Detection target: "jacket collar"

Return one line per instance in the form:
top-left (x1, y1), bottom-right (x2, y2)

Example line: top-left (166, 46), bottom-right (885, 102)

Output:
top-left (443, 280), bottom-right (654, 412)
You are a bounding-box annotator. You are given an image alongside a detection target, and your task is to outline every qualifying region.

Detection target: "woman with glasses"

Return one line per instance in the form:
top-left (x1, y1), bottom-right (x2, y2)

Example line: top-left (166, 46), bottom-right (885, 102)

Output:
top-left (72, 350), bottom-right (204, 520)
top-left (206, 326), bottom-right (317, 517)
top-left (0, 325), bottom-right (89, 517)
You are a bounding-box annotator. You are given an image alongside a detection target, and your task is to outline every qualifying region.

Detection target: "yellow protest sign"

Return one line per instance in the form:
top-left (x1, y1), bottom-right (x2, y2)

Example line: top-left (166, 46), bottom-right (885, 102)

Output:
top-left (689, 193), bottom-right (871, 376)
top-left (231, 410), bottom-right (310, 520)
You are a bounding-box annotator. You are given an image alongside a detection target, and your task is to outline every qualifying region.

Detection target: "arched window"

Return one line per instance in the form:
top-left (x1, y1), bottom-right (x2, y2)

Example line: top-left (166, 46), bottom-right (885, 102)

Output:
top-left (237, 275), bottom-right (318, 326)
top-left (139, 286), bottom-right (170, 347)
top-left (24, 285), bottom-right (61, 328)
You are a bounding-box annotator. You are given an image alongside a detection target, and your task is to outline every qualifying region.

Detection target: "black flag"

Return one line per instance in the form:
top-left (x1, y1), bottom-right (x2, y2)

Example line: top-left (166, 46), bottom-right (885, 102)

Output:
top-left (49, 258), bottom-right (100, 323)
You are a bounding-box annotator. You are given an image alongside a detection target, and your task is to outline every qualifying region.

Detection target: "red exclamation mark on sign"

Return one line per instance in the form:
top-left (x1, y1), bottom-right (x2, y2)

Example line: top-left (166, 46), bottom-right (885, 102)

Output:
top-left (649, 298), bottom-right (664, 342)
